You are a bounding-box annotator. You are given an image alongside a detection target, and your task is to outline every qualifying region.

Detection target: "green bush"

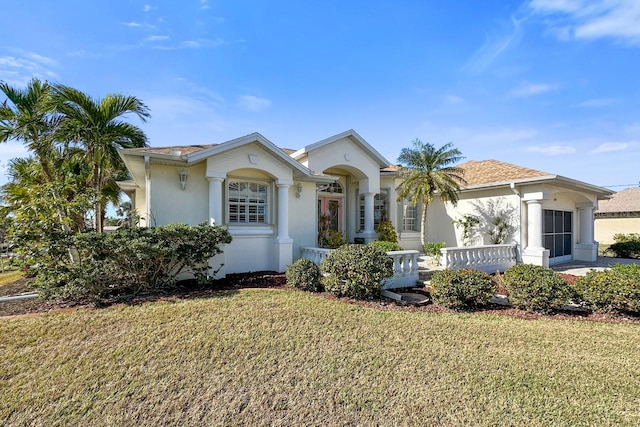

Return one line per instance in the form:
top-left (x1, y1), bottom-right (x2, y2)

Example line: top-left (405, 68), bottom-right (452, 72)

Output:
top-left (321, 244), bottom-right (394, 299)
top-left (608, 241), bottom-right (640, 259)
top-left (30, 223), bottom-right (232, 300)
top-left (286, 258), bottom-right (322, 292)
top-left (502, 264), bottom-right (572, 313)
top-left (430, 268), bottom-right (496, 310)
top-left (573, 265), bottom-right (640, 314)
top-left (368, 240), bottom-right (403, 252)
top-left (375, 220), bottom-right (398, 243)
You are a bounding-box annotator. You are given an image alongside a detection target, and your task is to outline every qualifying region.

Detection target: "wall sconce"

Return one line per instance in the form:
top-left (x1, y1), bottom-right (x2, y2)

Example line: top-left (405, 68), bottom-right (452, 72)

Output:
top-left (178, 170), bottom-right (188, 191)
top-left (296, 182), bottom-right (303, 198)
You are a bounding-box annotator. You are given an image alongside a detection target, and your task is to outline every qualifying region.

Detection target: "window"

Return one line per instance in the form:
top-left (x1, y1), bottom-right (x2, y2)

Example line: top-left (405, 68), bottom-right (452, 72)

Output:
top-left (402, 201), bottom-right (418, 231)
top-left (227, 181), bottom-right (268, 224)
top-left (359, 190), bottom-right (388, 231)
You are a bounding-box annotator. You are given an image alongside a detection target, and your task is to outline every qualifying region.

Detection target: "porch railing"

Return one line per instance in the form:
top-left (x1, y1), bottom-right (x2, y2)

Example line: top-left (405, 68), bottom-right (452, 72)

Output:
top-left (300, 247), bottom-right (421, 289)
top-left (441, 244), bottom-right (518, 273)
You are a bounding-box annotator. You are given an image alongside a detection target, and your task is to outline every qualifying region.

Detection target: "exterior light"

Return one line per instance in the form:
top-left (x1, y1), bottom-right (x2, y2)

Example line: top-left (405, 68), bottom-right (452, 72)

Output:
top-left (179, 170), bottom-right (188, 190)
top-left (296, 183), bottom-right (303, 198)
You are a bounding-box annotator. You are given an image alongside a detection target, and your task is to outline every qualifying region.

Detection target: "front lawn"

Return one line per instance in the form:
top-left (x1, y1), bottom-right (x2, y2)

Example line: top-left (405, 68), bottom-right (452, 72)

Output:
top-left (1, 289), bottom-right (639, 426)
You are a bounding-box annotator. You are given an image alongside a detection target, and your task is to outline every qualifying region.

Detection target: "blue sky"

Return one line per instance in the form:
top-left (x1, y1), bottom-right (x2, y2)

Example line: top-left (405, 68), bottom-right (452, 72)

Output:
top-left (1, 0), bottom-right (639, 190)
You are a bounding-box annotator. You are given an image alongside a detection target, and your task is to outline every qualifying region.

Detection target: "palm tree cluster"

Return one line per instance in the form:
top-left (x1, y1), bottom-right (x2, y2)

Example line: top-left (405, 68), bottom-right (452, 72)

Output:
top-left (0, 78), bottom-right (149, 236)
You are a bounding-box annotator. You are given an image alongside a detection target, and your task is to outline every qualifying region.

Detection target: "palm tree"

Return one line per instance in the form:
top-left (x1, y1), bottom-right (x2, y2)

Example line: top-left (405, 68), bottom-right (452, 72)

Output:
top-left (0, 78), bottom-right (58, 182)
top-left (49, 85), bottom-right (150, 232)
top-left (396, 139), bottom-right (466, 247)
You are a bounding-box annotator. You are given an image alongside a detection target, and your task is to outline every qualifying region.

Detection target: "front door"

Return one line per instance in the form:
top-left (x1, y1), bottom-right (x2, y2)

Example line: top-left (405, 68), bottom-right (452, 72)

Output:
top-left (318, 197), bottom-right (343, 232)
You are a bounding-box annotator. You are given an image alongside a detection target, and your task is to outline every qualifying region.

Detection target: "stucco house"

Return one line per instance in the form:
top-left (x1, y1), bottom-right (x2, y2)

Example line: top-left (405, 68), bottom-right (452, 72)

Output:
top-left (595, 187), bottom-right (640, 244)
top-left (117, 129), bottom-right (613, 277)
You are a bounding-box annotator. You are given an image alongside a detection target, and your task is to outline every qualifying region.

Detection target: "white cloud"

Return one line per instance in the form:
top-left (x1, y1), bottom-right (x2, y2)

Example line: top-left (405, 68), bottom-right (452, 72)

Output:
top-left (574, 98), bottom-right (620, 108)
top-left (529, 0), bottom-right (640, 45)
top-left (145, 35), bottom-right (170, 42)
top-left (509, 82), bottom-right (556, 97)
top-left (237, 95), bottom-right (272, 112)
top-left (0, 52), bottom-right (59, 86)
top-left (526, 145), bottom-right (576, 155)
top-left (463, 14), bottom-right (525, 73)
top-left (589, 142), bottom-right (629, 154)
top-left (122, 22), bottom-right (142, 28)
top-left (444, 94), bottom-right (464, 105)
top-left (143, 4), bottom-right (155, 12)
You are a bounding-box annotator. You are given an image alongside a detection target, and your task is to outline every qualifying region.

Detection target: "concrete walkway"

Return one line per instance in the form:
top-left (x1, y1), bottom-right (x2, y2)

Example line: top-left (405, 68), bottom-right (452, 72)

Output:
top-left (551, 256), bottom-right (640, 276)
top-left (417, 255), bottom-right (640, 277)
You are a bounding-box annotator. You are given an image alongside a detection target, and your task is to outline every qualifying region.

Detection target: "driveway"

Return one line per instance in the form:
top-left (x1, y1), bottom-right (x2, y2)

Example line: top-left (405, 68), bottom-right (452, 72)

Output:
top-left (552, 257), bottom-right (640, 276)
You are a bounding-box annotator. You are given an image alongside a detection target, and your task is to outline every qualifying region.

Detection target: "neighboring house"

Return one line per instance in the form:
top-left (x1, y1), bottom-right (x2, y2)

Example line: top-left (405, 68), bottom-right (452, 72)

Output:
top-left (595, 187), bottom-right (640, 244)
top-left (117, 129), bottom-right (613, 277)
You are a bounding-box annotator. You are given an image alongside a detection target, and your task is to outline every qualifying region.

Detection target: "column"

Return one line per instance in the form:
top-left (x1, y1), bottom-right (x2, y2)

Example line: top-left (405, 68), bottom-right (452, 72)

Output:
top-left (363, 192), bottom-right (376, 242)
top-left (578, 205), bottom-right (595, 244)
top-left (525, 200), bottom-right (544, 249)
top-left (275, 179), bottom-right (293, 271)
top-left (206, 175), bottom-right (225, 225)
top-left (575, 203), bottom-right (598, 262)
top-left (522, 193), bottom-right (550, 267)
top-left (206, 173), bottom-right (226, 278)
top-left (276, 181), bottom-right (291, 240)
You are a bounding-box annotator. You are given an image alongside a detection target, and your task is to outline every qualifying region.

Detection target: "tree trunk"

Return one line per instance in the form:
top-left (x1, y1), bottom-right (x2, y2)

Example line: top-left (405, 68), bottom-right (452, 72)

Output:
top-left (421, 200), bottom-right (429, 249)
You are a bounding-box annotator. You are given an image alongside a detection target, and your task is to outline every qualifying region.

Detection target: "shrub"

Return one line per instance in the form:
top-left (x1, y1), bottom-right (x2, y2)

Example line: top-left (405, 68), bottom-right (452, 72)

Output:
top-left (320, 230), bottom-right (346, 249)
top-left (608, 241), bottom-right (640, 259)
top-left (502, 264), bottom-right (572, 313)
top-left (368, 240), bottom-right (403, 252)
top-left (30, 223), bottom-right (232, 300)
top-left (430, 268), bottom-right (496, 310)
top-left (321, 244), bottom-right (394, 299)
top-left (286, 258), bottom-right (322, 292)
top-left (375, 220), bottom-right (398, 243)
top-left (573, 266), bottom-right (640, 314)
top-left (424, 241), bottom-right (445, 264)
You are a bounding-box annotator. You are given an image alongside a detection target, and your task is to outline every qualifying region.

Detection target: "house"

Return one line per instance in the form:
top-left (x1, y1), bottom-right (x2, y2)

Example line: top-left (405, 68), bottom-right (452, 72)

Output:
top-left (117, 129), bottom-right (613, 277)
top-left (594, 187), bottom-right (640, 244)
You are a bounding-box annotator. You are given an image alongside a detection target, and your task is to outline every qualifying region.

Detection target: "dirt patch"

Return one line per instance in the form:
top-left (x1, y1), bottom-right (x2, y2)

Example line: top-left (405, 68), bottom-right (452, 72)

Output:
top-left (0, 278), bottom-right (32, 297)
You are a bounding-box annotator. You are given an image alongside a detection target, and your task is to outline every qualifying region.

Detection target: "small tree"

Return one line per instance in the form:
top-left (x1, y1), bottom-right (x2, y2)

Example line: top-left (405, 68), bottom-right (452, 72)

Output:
top-left (396, 139), bottom-right (466, 247)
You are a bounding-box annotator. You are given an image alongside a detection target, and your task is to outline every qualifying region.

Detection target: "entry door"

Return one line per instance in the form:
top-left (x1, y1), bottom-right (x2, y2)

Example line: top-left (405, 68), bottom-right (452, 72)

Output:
top-left (318, 197), bottom-right (343, 232)
top-left (543, 210), bottom-right (573, 264)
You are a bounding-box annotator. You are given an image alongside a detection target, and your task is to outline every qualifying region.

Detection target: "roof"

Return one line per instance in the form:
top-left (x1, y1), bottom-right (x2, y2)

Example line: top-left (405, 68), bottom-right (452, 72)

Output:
top-left (459, 160), bottom-right (552, 187)
top-left (596, 187), bottom-right (640, 213)
top-left (290, 129), bottom-right (391, 168)
top-left (132, 144), bottom-right (219, 156)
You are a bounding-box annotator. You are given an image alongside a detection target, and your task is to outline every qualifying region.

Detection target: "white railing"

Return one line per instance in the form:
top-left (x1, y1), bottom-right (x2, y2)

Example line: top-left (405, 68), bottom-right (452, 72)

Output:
top-left (441, 244), bottom-right (517, 273)
top-left (300, 247), bottom-right (421, 289)
top-left (300, 247), bottom-right (333, 265)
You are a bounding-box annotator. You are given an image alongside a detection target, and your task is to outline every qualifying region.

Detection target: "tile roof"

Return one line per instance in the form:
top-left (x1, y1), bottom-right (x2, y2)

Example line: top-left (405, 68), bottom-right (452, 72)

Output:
top-left (129, 144), bottom-right (299, 157)
top-left (458, 160), bottom-right (551, 187)
top-left (596, 187), bottom-right (640, 213)
top-left (133, 144), bottom-right (219, 156)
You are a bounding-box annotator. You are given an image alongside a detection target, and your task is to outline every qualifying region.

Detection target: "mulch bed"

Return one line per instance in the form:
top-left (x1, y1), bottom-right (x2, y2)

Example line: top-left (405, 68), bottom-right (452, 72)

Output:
top-left (1, 271), bottom-right (639, 324)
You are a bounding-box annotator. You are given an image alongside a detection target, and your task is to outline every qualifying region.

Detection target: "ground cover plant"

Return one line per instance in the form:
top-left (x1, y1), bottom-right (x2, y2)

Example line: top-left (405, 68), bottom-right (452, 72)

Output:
top-left (1, 288), bottom-right (639, 426)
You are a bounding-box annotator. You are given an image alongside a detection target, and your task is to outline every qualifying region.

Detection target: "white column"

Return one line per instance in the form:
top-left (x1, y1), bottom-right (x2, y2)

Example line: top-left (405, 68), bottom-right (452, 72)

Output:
top-left (575, 203), bottom-right (598, 262)
top-left (206, 174), bottom-right (225, 225)
top-left (522, 193), bottom-right (550, 267)
top-left (206, 173), bottom-right (226, 279)
top-left (275, 179), bottom-right (293, 272)
top-left (525, 199), bottom-right (544, 249)
top-left (363, 192), bottom-right (376, 241)
top-left (276, 181), bottom-right (291, 240)
top-left (578, 205), bottom-right (595, 244)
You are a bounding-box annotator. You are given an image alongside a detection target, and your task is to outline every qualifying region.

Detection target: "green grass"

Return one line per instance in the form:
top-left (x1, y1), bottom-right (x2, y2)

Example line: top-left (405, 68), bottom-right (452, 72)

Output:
top-left (0, 270), bottom-right (23, 287)
top-left (1, 289), bottom-right (639, 426)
